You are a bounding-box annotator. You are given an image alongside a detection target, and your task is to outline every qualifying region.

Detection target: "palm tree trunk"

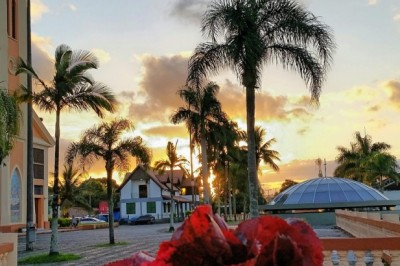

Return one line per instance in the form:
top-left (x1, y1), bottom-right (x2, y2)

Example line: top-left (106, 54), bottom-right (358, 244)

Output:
top-left (26, 0), bottom-right (35, 251)
top-left (246, 85), bottom-right (258, 218)
top-left (49, 108), bottom-right (61, 255)
top-left (106, 166), bottom-right (115, 244)
top-left (169, 169), bottom-right (175, 232)
top-left (228, 162), bottom-right (233, 220)
top-left (200, 136), bottom-right (210, 204)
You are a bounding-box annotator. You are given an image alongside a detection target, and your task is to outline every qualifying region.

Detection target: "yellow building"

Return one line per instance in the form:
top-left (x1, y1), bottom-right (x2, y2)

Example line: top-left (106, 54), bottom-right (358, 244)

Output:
top-left (0, 0), bottom-right (54, 232)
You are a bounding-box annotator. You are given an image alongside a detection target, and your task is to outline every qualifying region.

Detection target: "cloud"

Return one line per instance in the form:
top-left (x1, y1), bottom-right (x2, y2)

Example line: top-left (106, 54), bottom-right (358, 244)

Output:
top-left (31, 34), bottom-right (54, 85)
top-left (91, 48), bottom-right (111, 65)
top-left (68, 4), bottom-right (77, 11)
top-left (297, 127), bottom-right (309, 135)
top-left (143, 125), bottom-right (188, 139)
top-left (261, 159), bottom-right (338, 186)
top-left (393, 13), bottom-right (400, 21)
top-left (31, 0), bottom-right (49, 23)
top-left (368, 105), bottom-right (381, 112)
top-left (218, 79), bottom-right (312, 122)
top-left (384, 80), bottom-right (400, 109)
top-left (368, 0), bottom-right (378, 5)
top-left (127, 54), bottom-right (189, 122)
top-left (169, 0), bottom-right (209, 23)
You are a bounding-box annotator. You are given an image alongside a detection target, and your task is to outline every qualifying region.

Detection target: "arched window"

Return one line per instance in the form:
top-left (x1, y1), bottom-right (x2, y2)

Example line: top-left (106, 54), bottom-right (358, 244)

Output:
top-left (10, 168), bottom-right (21, 222)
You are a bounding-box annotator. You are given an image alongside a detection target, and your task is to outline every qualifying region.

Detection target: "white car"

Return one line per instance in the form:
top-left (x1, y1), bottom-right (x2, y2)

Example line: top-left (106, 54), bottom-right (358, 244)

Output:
top-left (79, 217), bottom-right (106, 224)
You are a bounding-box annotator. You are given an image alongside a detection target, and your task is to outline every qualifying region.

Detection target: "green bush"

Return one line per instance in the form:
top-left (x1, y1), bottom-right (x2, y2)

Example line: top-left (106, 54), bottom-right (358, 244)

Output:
top-left (48, 217), bottom-right (72, 227)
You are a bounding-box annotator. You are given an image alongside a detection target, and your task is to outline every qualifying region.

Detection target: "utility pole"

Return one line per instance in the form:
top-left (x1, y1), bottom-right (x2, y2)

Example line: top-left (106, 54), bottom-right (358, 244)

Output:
top-left (26, 0), bottom-right (36, 251)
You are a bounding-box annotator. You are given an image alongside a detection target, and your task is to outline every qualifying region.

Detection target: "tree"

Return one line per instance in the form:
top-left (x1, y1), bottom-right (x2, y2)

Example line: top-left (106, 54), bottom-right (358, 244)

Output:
top-left (334, 131), bottom-right (395, 186)
top-left (66, 118), bottom-right (151, 244)
top-left (0, 88), bottom-right (20, 164)
top-left (362, 152), bottom-right (398, 191)
top-left (187, 0), bottom-right (334, 217)
top-left (154, 141), bottom-right (188, 232)
top-left (171, 82), bottom-right (226, 204)
top-left (59, 163), bottom-right (90, 214)
top-left (279, 179), bottom-right (298, 193)
top-left (15, 44), bottom-right (116, 254)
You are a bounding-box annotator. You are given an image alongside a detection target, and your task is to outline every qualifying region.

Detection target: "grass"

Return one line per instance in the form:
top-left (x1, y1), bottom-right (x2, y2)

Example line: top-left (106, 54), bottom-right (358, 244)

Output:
top-left (95, 241), bottom-right (128, 248)
top-left (18, 253), bottom-right (81, 264)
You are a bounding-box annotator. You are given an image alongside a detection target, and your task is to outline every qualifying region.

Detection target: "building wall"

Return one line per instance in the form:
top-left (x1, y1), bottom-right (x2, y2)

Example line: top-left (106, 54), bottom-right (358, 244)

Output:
top-left (0, 0), bottom-right (53, 232)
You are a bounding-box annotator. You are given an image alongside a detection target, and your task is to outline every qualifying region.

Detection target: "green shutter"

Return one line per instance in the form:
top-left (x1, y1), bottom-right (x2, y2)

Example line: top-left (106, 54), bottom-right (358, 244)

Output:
top-left (146, 202), bottom-right (156, 213)
top-left (126, 202), bottom-right (136, 214)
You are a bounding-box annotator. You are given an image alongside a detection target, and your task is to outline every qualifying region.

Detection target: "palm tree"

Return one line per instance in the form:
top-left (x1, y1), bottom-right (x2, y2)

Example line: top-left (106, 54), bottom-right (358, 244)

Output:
top-left (187, 0), bottom-right (334, 217)
top-left (362, 152), bottom-right (398, 191)
top-left (59, 164), bottom-right (90, 212)
top-left (334, 131), bottom-right (392, 183)
top-left (171, 82), bottom-right (226, 204)
top-left (154, 141), bottom-right (188, 232)
top-left (65, 118), bottom-right (150, 244)
top-left (0, 87), bottom-right (20, 164)
top-left (15, 44), bottom-right (116, 254)
top-left (254, 126), bottom-right (280, 172)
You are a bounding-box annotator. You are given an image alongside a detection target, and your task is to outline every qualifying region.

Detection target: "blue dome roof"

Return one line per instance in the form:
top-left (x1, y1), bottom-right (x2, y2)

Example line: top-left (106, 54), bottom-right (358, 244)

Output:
top-left (270, 177), bottom-right (389, 206)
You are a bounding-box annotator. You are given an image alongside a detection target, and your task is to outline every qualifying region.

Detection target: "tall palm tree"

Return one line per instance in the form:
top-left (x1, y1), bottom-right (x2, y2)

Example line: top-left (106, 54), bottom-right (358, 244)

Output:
top-left (187, 0), bottom-right (334, 217)
top-left (171, 82), bottom-right (226, 204)
top-left (154, 141), bottom-right (188, 232)
top-left (335, 131), bottom-right (396, 187)
top-left (65, 118), bottom-right (150, 244)
top-left (0, 88), bottom-right (20, 164)
top-left (15, 44), bottom-right (116, 254)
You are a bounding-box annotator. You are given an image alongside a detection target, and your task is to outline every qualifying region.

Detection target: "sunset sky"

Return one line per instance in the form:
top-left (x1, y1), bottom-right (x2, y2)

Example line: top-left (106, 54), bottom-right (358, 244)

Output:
top-left (29, 0), bottom-right (400, 191)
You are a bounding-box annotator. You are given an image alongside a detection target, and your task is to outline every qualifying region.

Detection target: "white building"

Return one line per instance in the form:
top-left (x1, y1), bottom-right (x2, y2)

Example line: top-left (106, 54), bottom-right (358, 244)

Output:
top-left (118, 165), bottom-right (199, 221)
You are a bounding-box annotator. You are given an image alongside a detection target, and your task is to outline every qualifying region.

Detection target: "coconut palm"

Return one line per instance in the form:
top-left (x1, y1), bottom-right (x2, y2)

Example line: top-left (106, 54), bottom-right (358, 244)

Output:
top-left (154, 141), bottom-right (189, 232)
top-left (254, 126), bottom-right (280, 172)
top-left (0, 88), bottom-right (20, 164)
top-left (187, 0), bottom-right (334, 217)
top-left (15, 44), bottom-right (116, 254)
top-left (334, 131), bottom-right (392, 183)
top-left (362, 152), bottom-right (398, 191)
top-left (59, 163), bottom-right (90, 211)
top-left (65, 118), bottom-right (150, 244)
top-left (171, 82), bottom-right (227, 204)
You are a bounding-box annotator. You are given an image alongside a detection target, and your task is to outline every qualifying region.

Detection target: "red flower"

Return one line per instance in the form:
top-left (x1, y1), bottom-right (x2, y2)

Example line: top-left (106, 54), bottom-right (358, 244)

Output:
top-left (104, 206), bottom-right (323, 266)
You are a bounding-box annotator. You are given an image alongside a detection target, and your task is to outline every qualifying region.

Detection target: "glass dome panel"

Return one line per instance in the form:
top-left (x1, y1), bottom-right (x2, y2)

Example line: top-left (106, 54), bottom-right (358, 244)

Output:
top-left (270, 177), bottom-right (389, 206)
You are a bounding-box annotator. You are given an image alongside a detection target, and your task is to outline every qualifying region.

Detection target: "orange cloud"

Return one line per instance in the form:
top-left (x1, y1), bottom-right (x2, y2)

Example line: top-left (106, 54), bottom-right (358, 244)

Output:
top-left (143, 124), bottom-right (188, 139)
top-left (127, 54), bottom-right (189, 122)
top-left (219, 79), bottom-right (312, 121)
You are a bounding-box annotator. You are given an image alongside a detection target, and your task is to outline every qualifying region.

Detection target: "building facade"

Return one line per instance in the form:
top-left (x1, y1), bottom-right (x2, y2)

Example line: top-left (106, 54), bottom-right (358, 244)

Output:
top-left (0, 0), bottom-right (54, 232)
top-left (119, 165), bottom-right (199, 221)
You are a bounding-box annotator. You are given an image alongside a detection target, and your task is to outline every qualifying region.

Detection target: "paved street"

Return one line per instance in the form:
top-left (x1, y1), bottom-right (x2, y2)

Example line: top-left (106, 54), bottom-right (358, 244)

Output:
top-left (18, 223), bottom-right (181, 265)
top-left (17, 223), bottom-right (350, 265)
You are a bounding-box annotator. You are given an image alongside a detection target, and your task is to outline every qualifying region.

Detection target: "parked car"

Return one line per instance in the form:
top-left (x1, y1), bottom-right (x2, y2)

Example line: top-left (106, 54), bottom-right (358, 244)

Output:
top-left (79, 217), bottom-right (106, 224)
top-left (129, 215), bottom-right (155, 225)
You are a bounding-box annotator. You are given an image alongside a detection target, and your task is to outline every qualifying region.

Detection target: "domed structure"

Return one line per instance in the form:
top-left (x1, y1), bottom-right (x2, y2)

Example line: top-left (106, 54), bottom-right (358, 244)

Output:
top-left (262, 177), bottom-right (400, 212)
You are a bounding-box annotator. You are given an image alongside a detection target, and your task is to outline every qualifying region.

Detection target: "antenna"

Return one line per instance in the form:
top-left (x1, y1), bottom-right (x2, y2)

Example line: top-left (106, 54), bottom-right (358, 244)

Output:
top-left (315, 158), bottom-right (323, 177)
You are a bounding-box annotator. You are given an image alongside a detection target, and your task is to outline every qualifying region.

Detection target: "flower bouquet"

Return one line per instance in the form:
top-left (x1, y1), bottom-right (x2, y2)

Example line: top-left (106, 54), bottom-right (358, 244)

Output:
top-left (106, 205), bottom-right (323, 266)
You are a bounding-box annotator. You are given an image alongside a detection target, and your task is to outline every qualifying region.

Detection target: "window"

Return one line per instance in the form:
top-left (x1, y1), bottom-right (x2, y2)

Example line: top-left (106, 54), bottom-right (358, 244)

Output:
top-left (147, 202), bottom-right (156, 213)
top-left (139, 185), bottom-right (147, 198)
top-left (7, 0), bottom-right (9, 36)
top-left (126, 203), bottom-right (136, 214)
top-left (11, 0), bottom-right (17, 39)
top-left (34, 185), bottom-right (43, 195)
top-left (33, 148), bottom-right (44, 179)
